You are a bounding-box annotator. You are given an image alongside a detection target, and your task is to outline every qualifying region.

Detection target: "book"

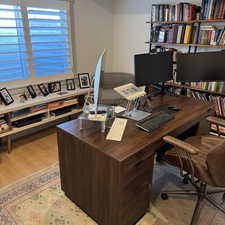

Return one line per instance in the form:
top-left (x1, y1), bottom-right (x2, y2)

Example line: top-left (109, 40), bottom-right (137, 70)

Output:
top-left (201, 0), bottom-right (225, 19)
top-left (176, 25), bottom-right (183, 43)
top-left (183, 25), bottom-right (192, 44)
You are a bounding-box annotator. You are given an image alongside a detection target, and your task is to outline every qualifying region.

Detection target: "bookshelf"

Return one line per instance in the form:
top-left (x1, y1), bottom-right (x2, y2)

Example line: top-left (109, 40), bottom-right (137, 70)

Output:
top-left (148, 2), bottom-right (225, 52)
top-left (165, 82), bottom-right (225, 96)
top-left (146, 19), bottom-right (225, 24)
top-left (146, 42), bottom-right (225, 48)
top-left (147, 1), bottom-right (225, 135)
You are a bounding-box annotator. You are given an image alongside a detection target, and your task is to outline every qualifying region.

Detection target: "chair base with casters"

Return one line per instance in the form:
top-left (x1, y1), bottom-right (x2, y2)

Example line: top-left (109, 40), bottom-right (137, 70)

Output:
top-left (161, 116), bottom-right (225, 225)
top-left (161, 175), bottom-right (225, 225)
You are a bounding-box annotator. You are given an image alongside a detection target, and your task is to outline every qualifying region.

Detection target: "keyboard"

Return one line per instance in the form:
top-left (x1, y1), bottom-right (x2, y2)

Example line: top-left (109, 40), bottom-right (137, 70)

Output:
top-left (136, 111), bottom-right (174, 132)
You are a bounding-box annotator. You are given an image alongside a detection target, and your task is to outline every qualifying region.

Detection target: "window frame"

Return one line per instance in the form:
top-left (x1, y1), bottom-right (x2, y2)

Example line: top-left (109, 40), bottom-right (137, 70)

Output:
top-left (0, 0), bottom-right (75, 89)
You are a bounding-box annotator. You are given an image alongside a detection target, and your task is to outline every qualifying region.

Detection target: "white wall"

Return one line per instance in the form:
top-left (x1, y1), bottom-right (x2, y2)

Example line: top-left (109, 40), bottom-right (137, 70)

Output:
top-left (74, 0), bottom-right (113, 75)
top-left (112, 0), bottom-right (202, 73)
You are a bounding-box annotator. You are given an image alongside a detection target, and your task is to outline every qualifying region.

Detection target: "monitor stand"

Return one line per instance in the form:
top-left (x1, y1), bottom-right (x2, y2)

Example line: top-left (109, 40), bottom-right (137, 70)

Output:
top-left (121, 94), bottom-right (152, 121)
top-left (122, 108), bottom-right (151, 121)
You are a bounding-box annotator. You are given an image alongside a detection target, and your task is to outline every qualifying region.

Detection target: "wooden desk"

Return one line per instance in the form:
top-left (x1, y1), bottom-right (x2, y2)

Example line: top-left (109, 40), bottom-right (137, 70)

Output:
top-left (57, 95), bottom-right (213, 225)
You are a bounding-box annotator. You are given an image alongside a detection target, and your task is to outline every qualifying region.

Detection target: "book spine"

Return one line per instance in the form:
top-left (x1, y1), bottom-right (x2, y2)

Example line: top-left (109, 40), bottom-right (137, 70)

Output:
top-left (184, 25), bottom-right (192, 44)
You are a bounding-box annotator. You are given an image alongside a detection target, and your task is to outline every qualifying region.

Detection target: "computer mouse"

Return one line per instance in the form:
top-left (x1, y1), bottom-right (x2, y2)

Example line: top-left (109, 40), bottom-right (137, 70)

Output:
top-left (168, 106), bottom-right (180, 111)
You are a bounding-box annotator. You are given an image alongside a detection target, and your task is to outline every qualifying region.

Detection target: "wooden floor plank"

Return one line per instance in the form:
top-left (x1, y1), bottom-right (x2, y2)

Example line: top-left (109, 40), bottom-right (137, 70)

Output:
top-left (0, 127), bottom-right (58, 188)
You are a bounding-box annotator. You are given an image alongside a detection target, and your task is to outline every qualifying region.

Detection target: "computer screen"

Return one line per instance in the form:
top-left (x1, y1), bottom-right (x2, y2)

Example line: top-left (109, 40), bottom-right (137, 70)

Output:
top-left (176, 51), bottom-right (225, 82)
top-left (93, 50), bottom-right (105, 113)
top-left (134, 51), bottom-right (173, 87)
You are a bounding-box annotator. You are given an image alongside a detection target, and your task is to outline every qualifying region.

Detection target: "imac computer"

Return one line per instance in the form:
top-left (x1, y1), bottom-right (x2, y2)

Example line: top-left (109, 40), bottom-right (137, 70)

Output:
top-left (134, 51), bottom-right (173, 87)
top-left (93, 50), bottom-right (105, 114)
top-left (176, 51), bottom-right (225, 82)
top-left (79, 50), bottom-right (114, 132)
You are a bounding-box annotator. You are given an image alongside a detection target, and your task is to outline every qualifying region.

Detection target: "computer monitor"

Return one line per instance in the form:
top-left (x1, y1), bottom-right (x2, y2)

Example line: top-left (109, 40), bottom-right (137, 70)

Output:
top-left (176, 51), bottom-right (225, 82)
top-left (134, 51), bottom-right (173, 87)
top-left (93, 50), bottom-right (105, 114)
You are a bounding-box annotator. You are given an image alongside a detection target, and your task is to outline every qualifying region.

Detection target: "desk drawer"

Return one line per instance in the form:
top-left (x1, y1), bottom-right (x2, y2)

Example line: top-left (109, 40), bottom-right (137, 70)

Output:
top-left (120, 188), bottom-right (149, 225)
top-left (123, 147), bottom-right (154, 169)
top-left (122, 154), bottom-right (154, 187)
top-left (121, 170), bottom-right (150, 204)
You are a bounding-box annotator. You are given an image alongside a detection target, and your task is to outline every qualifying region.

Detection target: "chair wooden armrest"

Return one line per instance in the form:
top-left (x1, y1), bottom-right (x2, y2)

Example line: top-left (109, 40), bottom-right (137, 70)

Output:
top-left (207, 116), bottom-right (225, 127)
top-left (163, 136), bottom-right (200, 155)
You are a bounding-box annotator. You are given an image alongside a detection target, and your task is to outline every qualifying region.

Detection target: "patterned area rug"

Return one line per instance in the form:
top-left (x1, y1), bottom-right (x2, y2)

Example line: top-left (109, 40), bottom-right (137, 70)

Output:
top-left (0, 162), bottom-right (225, 225)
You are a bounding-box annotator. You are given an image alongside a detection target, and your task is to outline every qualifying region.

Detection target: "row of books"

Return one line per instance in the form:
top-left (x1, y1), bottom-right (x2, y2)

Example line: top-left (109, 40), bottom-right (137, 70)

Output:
top-left (190, 92), bottom-right (225, 123)
top-left (190, 82), bottom-right (225, 93)
top-left (166, 85), bottom-right (225, 135)
top-left (177, 89), bottom-right (225, 118)
top-left (151, 24), bottom-right (225, 45)
top-left (201, 0), bottom-right (225, 20)
top-left (198, 25), bottom-right (225, 45)
top-left (212, 95), bottom-right (225, 117)
top-left (151, 3), bottom-right (200, 22)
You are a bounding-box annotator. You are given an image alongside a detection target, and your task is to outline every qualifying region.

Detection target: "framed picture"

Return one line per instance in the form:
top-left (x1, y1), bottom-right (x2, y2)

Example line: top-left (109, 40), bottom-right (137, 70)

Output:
top-left (78, 73), bottom-right (91, 89)
top-left (66, 79), bottom-right (75, 90)
top-left (0, 88), bottom-right (14, 105)
top-left (38, 84), bottom-right (49, 96)
top-left (27, 85), bottom-right (37, 98)
top-left (48, 81), bottom-right (61, 93)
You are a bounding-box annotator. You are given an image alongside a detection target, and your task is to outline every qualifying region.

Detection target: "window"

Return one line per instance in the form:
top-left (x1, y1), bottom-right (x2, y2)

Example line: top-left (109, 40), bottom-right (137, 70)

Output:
top-left (0, 4), bottom-right (29, 82)
top-left (0, 0), bottom-right (73, 85)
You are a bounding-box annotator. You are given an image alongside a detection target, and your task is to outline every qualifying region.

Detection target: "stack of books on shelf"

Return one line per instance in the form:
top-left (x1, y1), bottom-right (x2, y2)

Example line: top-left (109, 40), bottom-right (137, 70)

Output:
top-left (201, 0), bottom-right (225, 20)
top-left (211, 95), bottom-right (225, 117)
top-left (151, 3), bottom-right (201, 22)
top-left (151, 24), bottom-right (225, 45)
top-left (190, 90), bottom-right (209, 101)
top-left (31, 104), bottom-right (48, 112)
top-left (198, 25), bottom-right (225, 45)
top-left (190, 92), bottom-right (225, 135)
top-left (48, 101), bottom-right (64, 110)
top-left (190, 81), bottom-right (225, 93)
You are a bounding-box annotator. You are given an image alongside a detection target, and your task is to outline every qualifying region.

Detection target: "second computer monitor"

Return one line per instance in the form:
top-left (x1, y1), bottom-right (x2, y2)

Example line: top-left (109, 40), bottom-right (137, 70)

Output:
top-left (134, 51), bottom-right (173, 87)
top-left (176, 51), bottom-right (225, 82)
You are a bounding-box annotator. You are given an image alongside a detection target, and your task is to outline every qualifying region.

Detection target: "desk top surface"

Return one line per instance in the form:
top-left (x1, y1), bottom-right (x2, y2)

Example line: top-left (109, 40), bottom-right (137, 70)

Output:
top-left (57, 95), bottom-right (213, 162)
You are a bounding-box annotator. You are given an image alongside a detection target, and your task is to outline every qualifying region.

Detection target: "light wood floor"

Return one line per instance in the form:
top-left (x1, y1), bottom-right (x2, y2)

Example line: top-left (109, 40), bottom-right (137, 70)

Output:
top-left (0, 127), bottom-right (58, 188)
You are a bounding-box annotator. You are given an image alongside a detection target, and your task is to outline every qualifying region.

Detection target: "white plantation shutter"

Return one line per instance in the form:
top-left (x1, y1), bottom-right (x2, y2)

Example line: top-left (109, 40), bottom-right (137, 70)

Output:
top-left (27, 4), bottom-right (72, 78)
top-left (0, 0), bottom-right (74, 85)
top-left (0, 3), bottom-right (29, 82)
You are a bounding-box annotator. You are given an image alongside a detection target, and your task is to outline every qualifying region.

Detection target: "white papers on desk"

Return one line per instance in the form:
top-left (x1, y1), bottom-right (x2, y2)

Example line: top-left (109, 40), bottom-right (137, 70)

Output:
top-left (114, 83), bottom-right (146, 101)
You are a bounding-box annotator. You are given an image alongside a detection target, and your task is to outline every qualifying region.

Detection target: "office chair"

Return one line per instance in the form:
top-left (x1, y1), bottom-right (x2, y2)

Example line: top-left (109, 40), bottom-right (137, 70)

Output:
top-left (101, 72), bottom-right (134, 105)
top-left (161, 116), bottom-right (225, 225)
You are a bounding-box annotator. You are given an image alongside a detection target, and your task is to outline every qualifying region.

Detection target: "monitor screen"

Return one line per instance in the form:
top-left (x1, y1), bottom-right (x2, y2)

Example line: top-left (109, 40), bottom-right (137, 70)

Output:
top-left (93, 50), bottom-right (105, 113)
top-left (176, 51), bottom-right (225, 82)
top-left (134, 51), bottom-right (173, 87)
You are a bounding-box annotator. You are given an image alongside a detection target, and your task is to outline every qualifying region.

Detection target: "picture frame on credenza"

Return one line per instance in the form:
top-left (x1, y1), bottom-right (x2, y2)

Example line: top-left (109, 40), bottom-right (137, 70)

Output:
top-left (48, 81), bottom-right (61, 93)
top-left (78, 73), bottom-right (91, 89)
top-left (0, 88), bottom-right (14, 105)
top-left (27, 85), bottom-right (37, 98)
top-left (38, 84), bottom-right (49, 96)
top-left (66, 79), bottom-right (76, 91)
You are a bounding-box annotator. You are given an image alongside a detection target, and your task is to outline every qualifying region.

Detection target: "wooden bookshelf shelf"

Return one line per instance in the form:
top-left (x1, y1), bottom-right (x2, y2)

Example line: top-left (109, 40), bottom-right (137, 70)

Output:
top-left (0, 89), bottom-right (89, 152)
top-left (146, 19), bottom-right (225, 24)
top-left (166, 82), bottom-right (225, 96)
top-left (146, 42), bottom-right (225, 48)
top-left (0, 108), bottom-right (83, 138)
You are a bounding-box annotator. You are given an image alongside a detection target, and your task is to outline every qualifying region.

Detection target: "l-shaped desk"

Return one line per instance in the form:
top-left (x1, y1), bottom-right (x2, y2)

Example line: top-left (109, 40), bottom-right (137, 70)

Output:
top-left (57, 95), bottom-right (213, 225)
